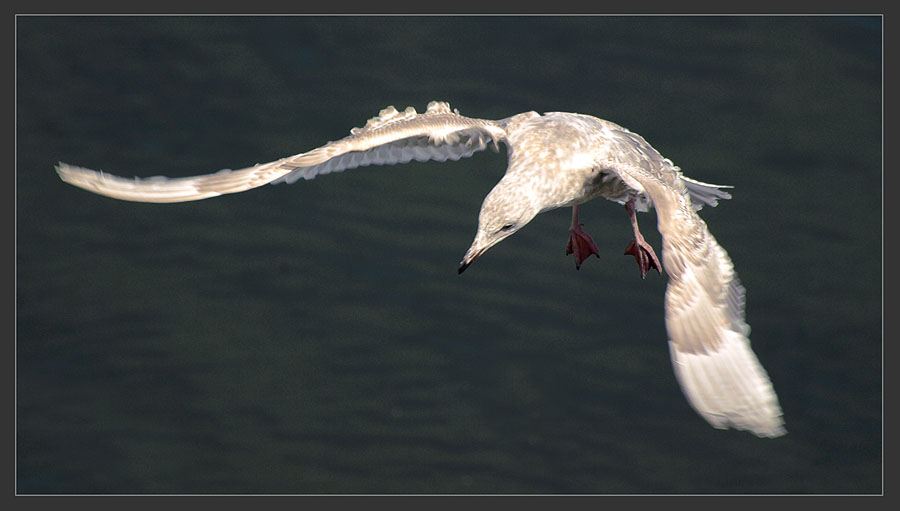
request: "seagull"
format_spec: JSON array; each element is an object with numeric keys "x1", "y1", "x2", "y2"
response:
[{"x1": 56, "y1": 101, "x2": 786, "y2": 438}]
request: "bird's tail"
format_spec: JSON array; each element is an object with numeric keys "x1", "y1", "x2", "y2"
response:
[{"x1": 681, "y1": 175, "x2": 733, "y2": 211}]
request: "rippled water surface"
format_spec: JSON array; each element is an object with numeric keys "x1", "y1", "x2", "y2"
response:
[{"x1": 17, "y1": 16, "x2": 881, "y2": 494}]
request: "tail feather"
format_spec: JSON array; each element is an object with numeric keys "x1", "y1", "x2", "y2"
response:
[{"x1": 682, "y1": 175, "x2": 733, "y2": 210}]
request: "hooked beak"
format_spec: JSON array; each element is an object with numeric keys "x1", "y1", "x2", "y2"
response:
[{"x1": 458, "y1": 246, "x2": 486, "y2": 274}]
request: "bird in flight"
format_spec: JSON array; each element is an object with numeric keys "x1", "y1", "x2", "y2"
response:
[{"x1": 56, "y1": 101, "x2": 786, "y2": 438}]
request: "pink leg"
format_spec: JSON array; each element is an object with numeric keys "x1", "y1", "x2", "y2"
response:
[
  {"x1": 623, "y1": 198, "x2": 661, "y2": 279},
  {"x1": 566, "y1": 205, "x2": 600, "y2": 270}
]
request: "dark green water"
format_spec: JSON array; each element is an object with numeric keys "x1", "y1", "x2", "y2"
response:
[{"x1": 16, "y1": 16, "x2": 881, "y2": 494}]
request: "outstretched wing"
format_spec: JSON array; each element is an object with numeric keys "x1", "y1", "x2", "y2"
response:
[
  {"x1": 605, "y1": 127, "x2": 786, "y2": 438},
  {"x1": 56, "y1": 101, "x2": 507, "y2": 203}
]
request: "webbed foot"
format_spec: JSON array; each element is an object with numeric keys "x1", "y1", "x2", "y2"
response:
[{"x1": 567, "y1": 222, "x2": 601, "y2": 270}]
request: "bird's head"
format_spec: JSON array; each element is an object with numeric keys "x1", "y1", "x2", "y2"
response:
[{"x1": 458, "y1": 177, "x2": 541, "y2": 274}]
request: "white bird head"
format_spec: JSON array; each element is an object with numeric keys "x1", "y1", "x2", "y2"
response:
[{"x1": 458, "y1": 177, "x2": 542, "y2": 274}]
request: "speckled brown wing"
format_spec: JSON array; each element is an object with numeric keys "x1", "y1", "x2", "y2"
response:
[
  {"x1": 602, "y1": 125, "x2": 786, "y2": 438},
  {"x1": 56, "y1": 101, "x2": 507, "y2": 203}
]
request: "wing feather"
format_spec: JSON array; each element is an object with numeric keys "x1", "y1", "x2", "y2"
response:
[
  {"x1": 661, "y1": 209, "x2": 784, "y2": 437},
  {"x1": 604, "y1": 128, "x2": 785, "y2": 438},
  {"x1": 56, "y1": 101, "x2": 506, "y2": 203},
  {"x1": 659, "y1": 202, "x2": 784, "y2": 437}
]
